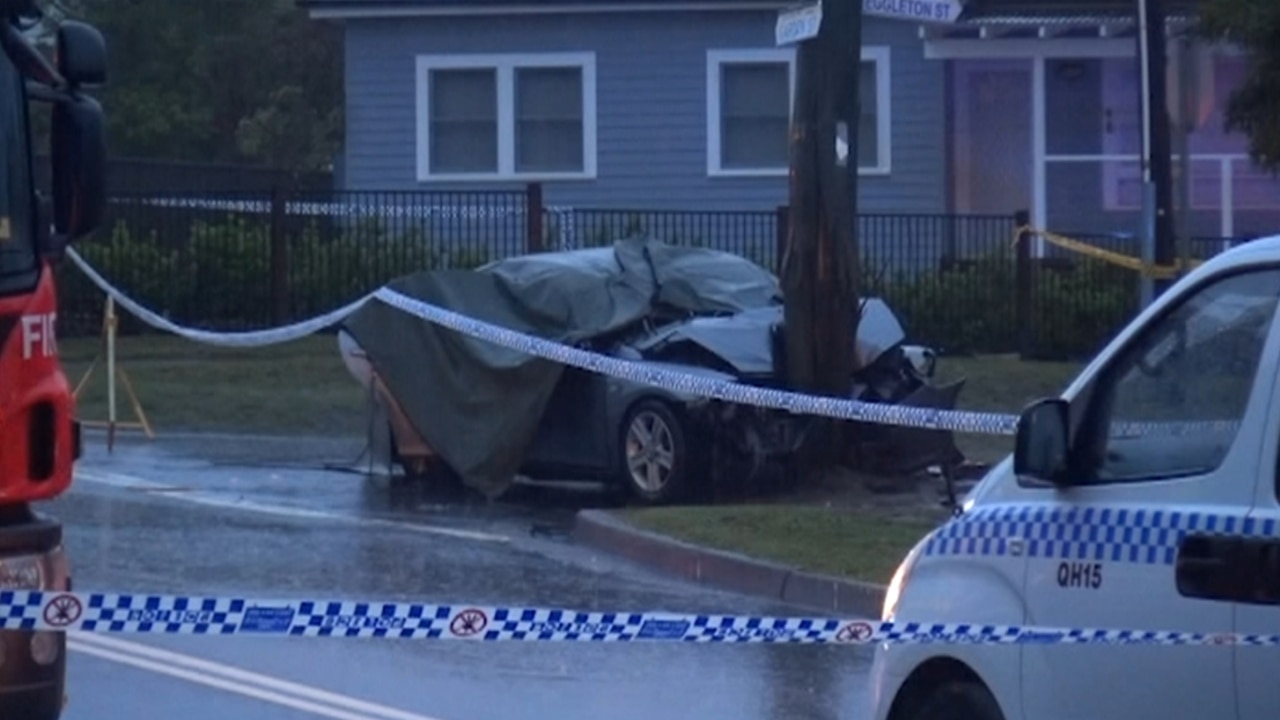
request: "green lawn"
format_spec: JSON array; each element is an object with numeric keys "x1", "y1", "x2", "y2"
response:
[
  {"x1": 58, "y1": 332, "x2": 1082, "y2": 444},
  {"x1": 937, "y1": 354, "x2": 1082, "y2": 463},
  {"x1": 61, "y1": 333, "x2": 367, "y2": 436},
  {"x1": 621, "y1": 505, "x2": 938, "y2": 585},
  {"x1": 618, "y1": 354, "x2": 1084, "y2": 584}
]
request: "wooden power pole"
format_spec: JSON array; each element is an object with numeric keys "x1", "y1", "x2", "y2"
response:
[{"x1": 780, "y1": 0, "x2": 862, "y2": 471}]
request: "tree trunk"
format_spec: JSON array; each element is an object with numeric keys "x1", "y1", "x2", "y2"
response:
[{"x1": 782, "y1": 0, "x2": 862, "y2": 474}]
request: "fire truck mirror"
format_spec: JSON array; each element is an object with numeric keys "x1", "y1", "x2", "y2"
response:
[
  {"x1": 0, "y1": 0, "x2": 37, "y2": 18},
  {"x1": 50, "y1": 93, "x2": 106, "y2": 242},
  {"x1": 55, "y1": 20, "x2": 106, "y2": 88}
]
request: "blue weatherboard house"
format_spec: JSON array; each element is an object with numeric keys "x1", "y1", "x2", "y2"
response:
[{"x1": 299, "y1": 0, "x2": 1279, "y2": 244}]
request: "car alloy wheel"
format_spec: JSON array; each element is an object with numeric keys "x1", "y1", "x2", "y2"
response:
[{"x1": 621, "y1": 400, "x2": 687, "y2": 504}]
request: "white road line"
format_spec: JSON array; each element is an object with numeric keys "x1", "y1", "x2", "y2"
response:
[
  {"x1": 70, "y1": 633, "x2": 447, "y2": 720},
  {"x1": 74, "y1": 469, "x2": 510, "y2": 545}
]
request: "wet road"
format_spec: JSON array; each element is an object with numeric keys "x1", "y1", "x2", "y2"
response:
[{"x1": 48, "y1": 432, "x2": 874, "y2": 720}]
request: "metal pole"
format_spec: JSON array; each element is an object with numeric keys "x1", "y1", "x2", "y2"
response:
[
  {"x1": 1175, "y1": 34, "x2": 1193, "y2": 278},
  {"x1": 1137, "y1": 0, "x2": 1155, "y2": 306},
  {"x1": 1136, "y1": 0, "x2": 1177, "y2": 300}
]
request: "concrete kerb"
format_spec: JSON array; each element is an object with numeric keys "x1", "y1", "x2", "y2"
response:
[{"x1": 572, "y1": 509, "x2": 888, "y2": 618}]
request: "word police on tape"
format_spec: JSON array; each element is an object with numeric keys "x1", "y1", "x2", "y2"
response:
[{"x1": 2, "y1": 591, "x2": 1276, "y2": 647}]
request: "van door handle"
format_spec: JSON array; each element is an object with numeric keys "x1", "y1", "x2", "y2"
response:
[
  {"x1": 1175, "y1": 534, "x2": 1236, "y2": 602},
  {"x1": 1176, "y1": 533, "x2": 1280, "y2": 605}
]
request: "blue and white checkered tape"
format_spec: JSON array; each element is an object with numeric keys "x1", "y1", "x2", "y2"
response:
[
  {"x1": 63, "y1": 242, "x2": 1243, "y2": 440},
  {"x1": 371, "y1": 288, "x2": 1023, "y2": 436},
  {"x1": 924, "y1": 503, "x2": 1279, "y2": 566},
  {"x1": 2, "y1": 590, "x2": 1273, "y2": 646},
  {"x1": 372, "y1": 288, "x2": 1245, "y2": 439}
]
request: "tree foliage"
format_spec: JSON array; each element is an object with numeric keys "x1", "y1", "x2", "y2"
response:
[
  {"x1": 33, "y1": 0, "x2": 343, "y2": 174},
  {"x1": 1198, "y1": 0, "x2": 1280, "y2": 172}
]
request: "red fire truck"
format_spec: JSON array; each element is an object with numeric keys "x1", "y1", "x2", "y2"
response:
[{"x1": 0, "y1": 1, "x2": 107, "y2": 718}]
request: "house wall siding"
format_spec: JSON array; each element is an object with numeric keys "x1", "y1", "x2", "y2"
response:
[
  {"x1": 1042, "y1": 56, "x2": 1280, "y2": 242},
  {"x1": 339, "y1": 11, "x2": 946, "y2": 214}
]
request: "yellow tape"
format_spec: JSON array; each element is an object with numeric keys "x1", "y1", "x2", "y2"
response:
[{"x1": 1013, "y1": 225, "x2": 1201, "y2": 280}]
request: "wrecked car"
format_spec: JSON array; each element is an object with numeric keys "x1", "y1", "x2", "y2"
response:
[{"x1": 336, "y1": 236, "x2": 966, "y2": 505}]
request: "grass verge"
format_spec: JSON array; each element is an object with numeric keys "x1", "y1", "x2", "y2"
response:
[
  {"x1": 615, "y1": 355, "x2": 1082, "y2": 583},
  {"x1": 937, "y1": 354, "x2": 1081, "y2": 464},
  {"x1": 620, "y1": 504, "x2": 939, "y2": 585},
  {"x1": 61, "y1": 333, "x2": 366, "y2": 436},
  {"x1": 58, "y1": 331, "x2": 1081, "y2": 443}
]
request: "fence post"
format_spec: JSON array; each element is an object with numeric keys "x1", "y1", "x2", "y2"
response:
[
  {"x1": 1014, "y1": 209, "x2": 1032, "y2": 359},
  {"x1": 269, "y1": 185, "x2": 290, "y2": 326},
  {"x1": 774, "y1": 204, "x2": 789, "y2": 275},
  {"x1": 525, "y1": 182, "x2": 545, "y2": 253}
]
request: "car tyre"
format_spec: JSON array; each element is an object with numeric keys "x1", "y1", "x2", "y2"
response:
[
  {"x1": 903, "y1": 681, "x2": 1003, "y2": 720},
  {"x1": 619, "y1": 399, "x2": 689, "y2": 505}
]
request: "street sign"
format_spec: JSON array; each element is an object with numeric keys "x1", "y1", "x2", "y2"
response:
[
  {"x1": 776, "y1": 2, "x2": 823, "y2": 45},
  {"x1": 863, "y1": 0, "x2": 963, "y2": 24},
  {"x1": 779, "y1": 0, "x2": 962, "y2": 44}
]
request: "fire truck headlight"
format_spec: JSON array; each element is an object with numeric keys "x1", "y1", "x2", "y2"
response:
[{"x1": 0, "y1": 554, "x2": 43, "y2": 590}]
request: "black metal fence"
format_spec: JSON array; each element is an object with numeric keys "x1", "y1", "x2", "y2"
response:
[{"x1": 51, "y1": 183, "x2": 1247, "y2": 360}]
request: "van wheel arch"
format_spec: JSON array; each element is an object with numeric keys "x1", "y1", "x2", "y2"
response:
[{"x1": 888, "y1": 657, "x2": 1003, "y2": 720}]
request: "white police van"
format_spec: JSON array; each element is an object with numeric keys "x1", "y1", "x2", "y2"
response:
[{"x1": 863, "y1": 234, "x2": 1280, "y2": 720}]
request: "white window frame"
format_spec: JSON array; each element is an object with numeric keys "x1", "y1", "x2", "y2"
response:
[
  {"x1": 706, "y1": 46, "x2": 892, "y2": 178},
  {"x1": 415, "y1": 52, "x2": 598, "y2": 182}
]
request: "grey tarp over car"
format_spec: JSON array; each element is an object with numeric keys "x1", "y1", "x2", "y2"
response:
[{"x1": 339, "y1": 236, "x2": 782, "y2": 498}]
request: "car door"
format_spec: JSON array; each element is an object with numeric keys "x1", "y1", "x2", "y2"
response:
[
  {"x1": 523, "y1": 367, "x2": 610, "y2": 473},
  {"x1": 1232, "y1": 346, "x2": 1280, "y2": 720},
  {"x1": 1019, "y1": 266, "x2": 1280, "y2": 720}
]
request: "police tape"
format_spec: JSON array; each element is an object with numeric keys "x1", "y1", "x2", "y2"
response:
[
  {"x1": 0, "y1": 590, "x2": 1269, "y2": 647},
  {"x1": 63, "y1": 246, "x2": 1022, "y2": 435},
  {"x1": 64, "y1": 249, "x2": 378, "y2": 349},
  {"x1": 62, "y1": 248, "x2": 1245, "y2": 439},
  {"x1": 368, "y1": 287, "x2": 1021, "y2": 436},
  {"x1": 371, "y1": 287, "x2": 1247, "y2": 440}
]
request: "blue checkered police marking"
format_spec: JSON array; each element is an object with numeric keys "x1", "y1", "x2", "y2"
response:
[
  {"x1": 3, "y1": 590, "x2": 1279, "y2": 647},
  {"x1": 924, "y1": 504, "x2": 1279, "y2": 565}
]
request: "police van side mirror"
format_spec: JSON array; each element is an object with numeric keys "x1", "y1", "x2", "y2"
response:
[{"x1": 1014, "y1": 398, "x2": 1071, "y2": 484}]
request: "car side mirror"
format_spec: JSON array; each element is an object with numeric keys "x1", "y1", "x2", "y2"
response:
[
  {"x1": 1013, "y1": 398, "x2": 1071, "y2": 484},
  {"x1": 0, "y1": 0, "x2": 36, "y2": 16}
]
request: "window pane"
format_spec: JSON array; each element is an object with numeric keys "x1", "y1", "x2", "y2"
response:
[
  {"x1": 1085, "y1": 268, "x2": 1280, "y2": 483},
  {"x1": 429, "y1": 68, "x2": 498, "y2": 173},
  {"x1": 515, "y1": 67, "x2": 584, "y2": 173},
  {"x1": 858, "y1": 60, "x2": 879, "y2": 168},
  {"x1": 724, "y1": 118, "x2": 791, "y2": 168},
  {"x1": 721, "y1": 62, "x2": 790, "y2": 169},
  {"x1": 722, "y1": 62, "x2": 789, "y2": 118}
]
